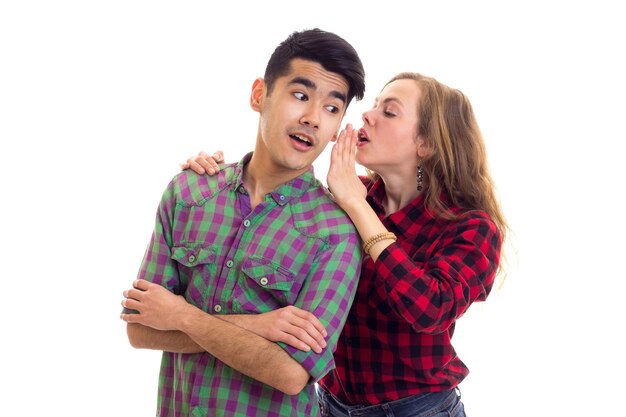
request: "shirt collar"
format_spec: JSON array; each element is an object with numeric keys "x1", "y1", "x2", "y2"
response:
[
  {"x1": 233, "y1": 152, "x2": 318, "y2": 206},
  {"x1": 366, "y1": 177, "x2": 428, "y2": 221},
  {"x1": 366, "y1": 177, "x2": 386, "y2": 214}
]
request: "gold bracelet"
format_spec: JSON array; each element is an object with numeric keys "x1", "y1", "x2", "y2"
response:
[{"x1": 362, "y1": 232, "x2": 397, "y2": 254}]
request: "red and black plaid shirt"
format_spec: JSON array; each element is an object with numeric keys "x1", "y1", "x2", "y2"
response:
[{"x1": 319, "y1": 177, "x2": 502, "y2": 405}]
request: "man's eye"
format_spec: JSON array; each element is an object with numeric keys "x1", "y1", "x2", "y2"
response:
[
  {"x1": 325, "y1": 105, "x2": 340, "y2": 114},
  {"x1": 294, "y1": 92, "x2": 307, "y2": 101}
]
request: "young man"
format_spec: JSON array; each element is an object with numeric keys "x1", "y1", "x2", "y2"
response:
[{"x1": 120, "y1": 29, "x2": 366, "y2": 417}]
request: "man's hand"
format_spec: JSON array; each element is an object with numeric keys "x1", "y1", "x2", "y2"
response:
[
  {"x1": 222, "y1": 306, "x2": 328, "y2": 353},
  {"x1": 120, "y1": 279, "x2": 191, "y2": 331}
]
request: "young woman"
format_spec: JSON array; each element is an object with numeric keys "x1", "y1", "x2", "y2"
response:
[{"x1": 185, "y1": 72, "x2": 507, "y2": 417}]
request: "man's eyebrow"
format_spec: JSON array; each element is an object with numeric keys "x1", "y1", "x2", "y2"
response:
[
  {"x1": 289, "y1": 76, "x2": 316, "y2": 90},
  {"x1": 289, "y1": 76, "x2": 347, "y2": 104}
]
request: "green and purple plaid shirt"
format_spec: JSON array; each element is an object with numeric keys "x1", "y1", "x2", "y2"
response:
[{"x1": 136, "y1": 153, "x2": 361, "y2": 417}]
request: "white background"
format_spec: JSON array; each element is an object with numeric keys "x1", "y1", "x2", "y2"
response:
[{"x1": 1, "y1": 1, "x2": 624, "y2": 416}]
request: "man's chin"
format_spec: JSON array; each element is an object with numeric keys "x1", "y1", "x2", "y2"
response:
[{"x1": 282, "y1": 156, "x2": 316, "y2": 172}]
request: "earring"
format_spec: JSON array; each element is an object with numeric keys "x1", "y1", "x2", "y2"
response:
[{"x1": 417, "y1": 163, "x2": 423, "y2": 192}]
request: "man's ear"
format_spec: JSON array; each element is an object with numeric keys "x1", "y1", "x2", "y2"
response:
[{"x1": 250, "y1": 78, "x2": 265, "y2": 112}]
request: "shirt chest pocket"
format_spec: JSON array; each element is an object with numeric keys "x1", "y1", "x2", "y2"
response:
[
  {"x1": 234, "y1": 256, "x2": 301, "y2": 313},
  {"x1": 170, "y1": 245, "x2": 217, "y2": 307}
]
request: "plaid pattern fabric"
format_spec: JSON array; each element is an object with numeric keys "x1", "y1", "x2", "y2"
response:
[
  {"x1": 136, "y1": 153, "x2": 362, "y2": 417},
  {"x1": 319, "y1": 177, "x2": 501, "y2": 405}
]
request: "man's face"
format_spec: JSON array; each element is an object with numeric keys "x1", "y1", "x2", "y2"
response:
[{"x1": 252, "y1": 58, "x2": 349, "y2": 174}]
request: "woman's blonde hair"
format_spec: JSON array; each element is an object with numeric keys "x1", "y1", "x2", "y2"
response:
[{"x1": 374, "y1": 72, "x2": 509, "y2": 270}]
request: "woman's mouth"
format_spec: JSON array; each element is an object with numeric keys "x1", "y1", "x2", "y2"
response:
[{"x1": 357, "y1": 129, "x2": 370, "y2": 146}]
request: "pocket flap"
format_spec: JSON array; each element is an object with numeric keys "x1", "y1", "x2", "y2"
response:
[
  {"x1": 171, "y1": 245, "x2": 216, "y2": 267},
  {"x1": 242, "y1": 256, "x2": 294, "y2": 291}
]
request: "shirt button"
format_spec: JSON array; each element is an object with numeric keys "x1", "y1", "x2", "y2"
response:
[
  {"x1": 279, "y1": 195, "x2": 285, "y2": 201},
  {"x1": 243, "y1": 219, "x2": 251, "y2": 227},
  {"x1": 214, "y1": 304, "x2": 222, "y2": 312},
  {"x1": 226, "y1": 260, "x2": 234, "y2": 268},
  {"x1": 260, "y1": 277, "x2": 269, "y2": 286},
  {"x1": 187, "y1": 254, "x2": 196, "y2": 263}
]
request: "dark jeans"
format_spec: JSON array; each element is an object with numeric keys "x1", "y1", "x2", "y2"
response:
[{"x1": 317, "y1": 386, "x2": 466, "y2": 417}]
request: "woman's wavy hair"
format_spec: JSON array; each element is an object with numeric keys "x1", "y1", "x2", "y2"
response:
[{"x1": 373, "y1": 72, "x2": 509, "y2": 274}]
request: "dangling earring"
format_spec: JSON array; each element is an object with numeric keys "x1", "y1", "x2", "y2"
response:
[{"x1": 417, "y1": 163, "x2": 424, "y2": 192}]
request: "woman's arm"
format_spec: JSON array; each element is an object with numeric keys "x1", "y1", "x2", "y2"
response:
[{"x1": 326, "y1": 126, "x2": 394, "y2": 261}]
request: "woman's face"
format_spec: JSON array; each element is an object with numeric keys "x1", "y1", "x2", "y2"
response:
[{"x1": 356, "y1": 78, "x2": 423, "y2": 174}]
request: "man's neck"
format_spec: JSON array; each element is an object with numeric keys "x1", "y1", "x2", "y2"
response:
[{"x1": 243, "y1": 156, "x2": 309, "y2": 209}]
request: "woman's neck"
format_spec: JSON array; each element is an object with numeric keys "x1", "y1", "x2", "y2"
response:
[{"x1": 379, "y1": 171, "x2": 422, "y2": 215}]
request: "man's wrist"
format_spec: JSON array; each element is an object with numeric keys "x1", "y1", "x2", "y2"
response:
[{"x1": 176, "y1": 303, "x2": 204, "y2": 334}]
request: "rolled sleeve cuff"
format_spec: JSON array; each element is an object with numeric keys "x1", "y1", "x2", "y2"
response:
[
  {"x1": 278, "y1": 342, "x2": 335, "y2": 383},
  {"x1": 376, "y1": 242, "x2": 410, "y2": 284}
]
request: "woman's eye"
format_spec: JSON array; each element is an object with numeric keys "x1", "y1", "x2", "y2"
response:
[
  {"x1": 294, "y1": 92, "x2": 307, "y2": 101},
  {"x1": 384, "y1": 110, "x2": 396, "y2": 117}
]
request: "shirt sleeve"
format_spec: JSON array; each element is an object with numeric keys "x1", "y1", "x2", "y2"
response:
[
  {"x1": 278, "y1": 230, "x2": 362, "y2": 383},
  {"x1": 376, "y1": 212, "x2": 501, "y2": 334},
  {"x1": 122, "y1": 178, "x2": 181, "y2": 314}
]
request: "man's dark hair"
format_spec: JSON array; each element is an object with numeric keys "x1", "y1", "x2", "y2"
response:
[{"x1": 264, "y1": 28, "x2": 365, "y2": 105}]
